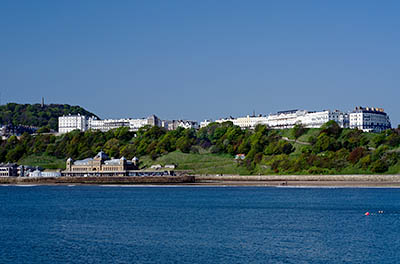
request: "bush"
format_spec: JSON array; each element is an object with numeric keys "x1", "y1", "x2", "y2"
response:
[
  {"x1": 320, "y1": 120, "x2": 342, "y2": 138},
  {"x1": 370, "y1": 160, "x2": 388, "y2": 173},
  {"x1": 348, "y1": 147, "x2": 366, "y2": 164},
  {"x1": 292, "y1": 124, "x2": 307, "y2": 139}
]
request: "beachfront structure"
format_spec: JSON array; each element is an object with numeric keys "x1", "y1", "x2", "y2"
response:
[
  {"x1": 63, "y1": 151, "x2": 174, "y2": 177},
  {"x1": 58, "y1": 115, "x2": 161, "y2": 133},
  {"x1": 349, "y1": 107, "x2": 391, "y2": 132},
  {"x1": 63, "y1": 151, "x2": 139, "y2": 176},
  {"x1": 0, "y1": 164, "x2": 37, "y2": 177},
  {"x1": 28, "y1": 170, "x2": 61, "y2": 178},
  {"x1": 0, "y1": 163, "x2": 18, "y2": 177}
]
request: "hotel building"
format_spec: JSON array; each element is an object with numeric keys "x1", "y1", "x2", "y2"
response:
[
  {"x1": 349, "y1": 107, "x2": 391, "y2": 132},
  {"x1": 58, "y1": 115, "x2": 161, "y2": 133}
]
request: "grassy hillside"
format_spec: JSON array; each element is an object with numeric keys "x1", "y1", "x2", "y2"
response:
[
  {"x1": 1, "y1": 121, "x2": 399, "y2": 175},
  {"x1": 18, "y1": 154, "x2": 66, "y2": 170},
  {"x1": 140, "y1": 151, "x2": 251, "y2": 175},
  {"x1": 0, "y1": 103, "x2": 98, "y2": 130}
]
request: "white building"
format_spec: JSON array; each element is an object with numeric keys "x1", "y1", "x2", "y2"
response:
[
  {"x1": 58, "y1": 114, "x2": 89, "y2": 133},
  {"x1": 265, "y1": 110, "x2": 301, "y2": 129},
  {"x1": 200, "y1": 119, "x2": 213, "y2": 128},
  {"x1": 265, "y1": 109, "x2": 350, "y2": 129},
  {"x1": 215, "y1": 115, "x2": 269, "y2": 129},
  {"x1": 28, "y1": 170, "x2": 61, "y2": 177},
  {"x1": 214, "y1": 109, "x2": 350, "y2": 130},
  {"x1": 234, "y1": 115, "x2": 268, "y2": 129},
  {"x1": 297, "y1": 110, "x2": 349, "y2": 129},
  {"x1": 167, "y1": 120, "x2": 199, "y2": 130},
  {"x1": 129, "y1": 118, "x2": 149, "y2": 131},
  {"x1": 58, "y1": 115, "x2": 160, "y2": 133},
  {"x1": 88, "y1": 117, "x2": 130, "y2": 132},
  {"x1": 349, "y1": 107, "x2": 391, "y2": 132}
]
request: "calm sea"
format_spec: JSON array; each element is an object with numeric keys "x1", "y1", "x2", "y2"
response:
[{"x1": 0, "y1": 186, "x2": 400, "y2": 263}]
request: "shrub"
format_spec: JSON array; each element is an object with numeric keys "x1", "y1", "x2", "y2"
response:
[
  {"x1": 370, "y1": 160, "x2": 388, "y2": 173},
  {"x1": 348, "y1": 147, "x2": 366, "y2": 164}
]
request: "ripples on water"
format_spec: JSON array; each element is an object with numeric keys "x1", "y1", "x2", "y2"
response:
[{"x1": 0, "y1": 186, "x2": 399, "y2": 263}]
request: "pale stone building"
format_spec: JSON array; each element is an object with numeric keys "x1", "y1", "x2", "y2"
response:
[{"x1": 63, "y1": 151, "x2": 138, "y2": 176}]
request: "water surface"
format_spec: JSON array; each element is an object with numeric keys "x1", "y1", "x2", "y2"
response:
[{"x1": 0, "y1": 186, "x2": 399, "y2": 263}]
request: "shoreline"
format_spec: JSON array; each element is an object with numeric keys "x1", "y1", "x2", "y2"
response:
[
  {"x1": 1, "y1": 174, "x2": 400, "y2": 188},
  {"x1": 188, "y1": 180, "x2": 400, "y2": 188},
  {"x1": 2, "y1": 181, "x2": 400, "y2": 188},
  {"x1": 2, "y1": 179, "x2": 400, "y2": 188}
]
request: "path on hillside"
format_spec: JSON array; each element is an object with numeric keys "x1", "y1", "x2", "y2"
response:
[{"x1": 281, "y1": 137, "x2": 311, "y2": 145}]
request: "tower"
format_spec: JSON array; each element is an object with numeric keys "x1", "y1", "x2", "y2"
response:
[{"x1": 41, "y1": 97, "x2": 44, "y2": 108}]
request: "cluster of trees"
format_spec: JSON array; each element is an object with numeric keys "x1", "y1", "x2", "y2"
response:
[
  {"x1": 262, "y1": 122, "x2": 400, "y2": 174},
  {"x1": 0, "y1": 103, "x2": 98, "y2": 131},
  {"x1": 0, "y1": 120, "x2": 399, "y2": 174}
]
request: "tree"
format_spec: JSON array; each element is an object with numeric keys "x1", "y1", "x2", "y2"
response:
[
  {"x1": 120, "y1": 144, "x2": 137, "y2": 159},
  {"x1": 370, "y1": 160, "x2": 388, "y2": 173},
  {"x1": 320, "y1": 120, "x2": 342, "y2": 138},
  {"x1": 292, "y1": 124, "x2": 307, "y2": 140},
  {"x1": 104, "y1": 138, "x2": 120, "y2": 158},
  {"x1": 348, "y1": 147, "x2": 366, "y2": 164},
  {"x1": 6, "y1": 145, "x2": 25, "y2": 162},
  {"x1": 37, "y1": 126, "x2": 50, "y2": 133},
  {"x1": 176, "y1": 136, "x2": 192, "y2": 153}
]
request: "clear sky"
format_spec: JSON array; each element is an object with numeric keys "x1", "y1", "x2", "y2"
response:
[{"x1": 1, "y1": 1, "x2": 399, "y2": 125}]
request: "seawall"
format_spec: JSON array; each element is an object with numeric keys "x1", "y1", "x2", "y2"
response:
[
  {"x1": 0, "y1": 176, "x2": 195, "y2": 185},
  {"x1": 195, "y1": 174, "x2": 400, "y2": 182}
]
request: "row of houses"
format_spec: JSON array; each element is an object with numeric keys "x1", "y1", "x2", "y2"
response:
[
  {"x1": 205, "y1": 106, "x2": 391, "y2": 133},
  {"x1": 59, "y1": 106, "x2": 391, "y2": 134},
  {"x1": 0, "y1": 164, "x2": 61, "y2": 177},
  {"x1": 58, "y1": 114, "x2": 199, "y2": 134},
  {"x1": 0, "y1": 124, "x2": 38, "y2": 139}
]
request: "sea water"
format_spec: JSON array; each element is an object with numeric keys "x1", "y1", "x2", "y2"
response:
[{"x1": 0, "y1": 186, "x2": 399, "y2": 263}]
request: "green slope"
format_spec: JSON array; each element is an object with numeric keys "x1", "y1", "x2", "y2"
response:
[{"x1": 0, "y1": 103, "x2": 98, "y2": 130}]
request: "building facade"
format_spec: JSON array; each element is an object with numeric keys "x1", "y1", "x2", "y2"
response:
[
  {"x1": 215, "y1": 110, "x2": 350, "y2": 130},
  {"x1": 58, "y1": 115, "x2": 160, "y2": 133},
  {"x1": 63, "y1": 151, "x2": 139, "y2": 176},
  {"x1": 63, "y1": 151, "x2": 174, "y2": 177},
  {"x1": 349, "y1": 107, "x2": 391, "y2": 132},
  {"x1": 0, "y1": 163, "x2": 18, "y2": 177},
  {"x1": 167, "y1": 120, "x2": 199, "y2": 130},
  {"x1": 58, "y1": 114, "x2": 89, "y2": 133},
  {"x1": 200, "y1": 120, "x2": 213, "y2": 128}
]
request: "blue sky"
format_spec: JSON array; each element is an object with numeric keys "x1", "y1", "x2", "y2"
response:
[{"x1": 1, "y1": 1, "x2": 399, "y2": 125}]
